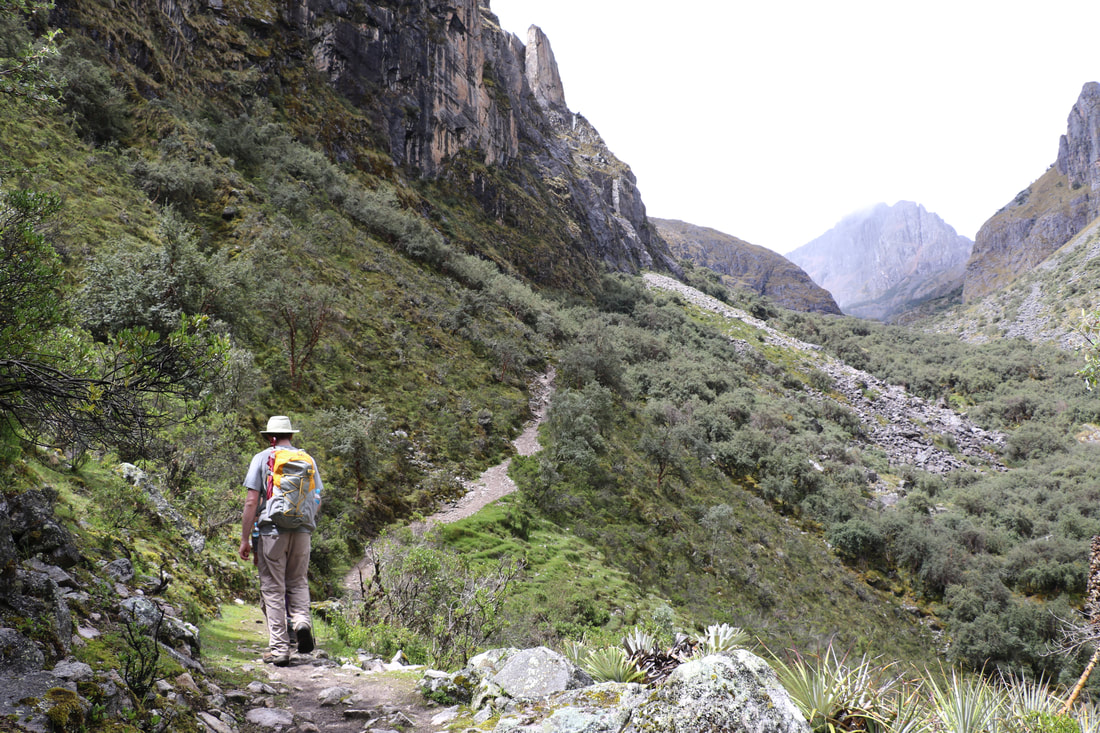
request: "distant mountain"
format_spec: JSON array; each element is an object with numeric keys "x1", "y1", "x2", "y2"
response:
[
  {"x1": 652, "y1": 219, "x2": 841, "y2": 314},
  {"x1": 787, "y1": 202, "x2": 973, "y2": 321},
  {"x1": 962, "y1": 82, "x2": 1100, "y2": 302}
]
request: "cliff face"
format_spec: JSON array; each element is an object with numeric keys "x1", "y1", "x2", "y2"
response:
[
  {"x1": 291, "y1": 0, "x2": 676, "y2": 276},
  {"x1": 962, "y1": 82, "x2": 1100, "y2": 302},
  {"x1": 653, "y1": 219, "x2": 841, "y2": 314},
  {"x1": 60, "y1": 0, "x2": 675, "y2": 286},
  {"x1": 787, "y1": 202, "x2": 972, "y2": 320}
]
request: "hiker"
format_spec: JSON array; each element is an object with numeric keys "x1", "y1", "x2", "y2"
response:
[{"x1": 238, "y1": 415, "x2": 323, "y2": 666}]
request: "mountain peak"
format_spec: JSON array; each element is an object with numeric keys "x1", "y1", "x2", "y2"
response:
[
  {"x1": 787, "y1": 201, "x2": 972, "y2": 320},
  {"x1": 525, "y1": 26, "x2": 567, "y2": 110}
]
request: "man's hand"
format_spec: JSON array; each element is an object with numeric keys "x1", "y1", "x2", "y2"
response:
[{"x1": 239, "y1": 539, "x2": 251, "y2": 562}]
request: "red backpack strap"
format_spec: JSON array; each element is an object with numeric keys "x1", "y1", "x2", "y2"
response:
[{"x1": 265, "y1": 440, "x2": 277, "y2": 500}]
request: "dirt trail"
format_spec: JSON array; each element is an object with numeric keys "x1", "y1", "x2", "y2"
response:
[
  {"x1": 245, "y1": 369, "x2": 555, "y2": 732},
  {"x1": 343, "y1": 367, "x2": 554, "y2": 595}
]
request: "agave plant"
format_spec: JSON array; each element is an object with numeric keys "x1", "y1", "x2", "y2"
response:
[
  {"x1": 699, "y1": 623, "x2": 750, "y2": 654},
  {"x1": 583, "y1": 646, "x2": 646, "y2": 684},
  {"x1": 926, "y1": 670, "x2": 1006, "y2": 733},
  {"x1": 1074, "y1": 701, "x2": 1100, "y2": 733},
  {"x1": 621, "y1": 628, "x2": 657, "y2": 659},
  {"x1": 561, "y1": 638, "x2": 589, "y2": 666},
  {"x1": 768, "y1": 646, "x2": 886, "y2": 733}
]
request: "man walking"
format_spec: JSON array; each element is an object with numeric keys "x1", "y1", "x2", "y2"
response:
[{"x1": 238, "y1": 415, "x2": 322, "y2": 666}]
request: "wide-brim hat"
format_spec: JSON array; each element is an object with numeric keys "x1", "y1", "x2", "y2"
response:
[{"x1": 260, "y1": 415, "x2": 300, "y2": 435}]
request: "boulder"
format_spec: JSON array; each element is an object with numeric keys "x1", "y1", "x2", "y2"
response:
[
  {"x1": 7, "y1": 489, "x2": 80, "y2": 569},
  {"x1": 0, "y1": 627, "x2": 46, "y2": 673},
  {"x1": 119, "y1": 597, "x2": 201, "y2": 658},
  {"x1": 623, "y1": 652, "x2": 808, "y2": 732},
  {"x1": 489, "y1": 646, "x2": 592, "y2": 700},
  {"x1": 103, "y1": 558, "x2": 135, "y2": 583},
  {"x1": 246, "y1": 707, "x2": 295, "y2": 728},
  {"x1": 490, "y1": 651, "x2": 809, "y2": 733}
]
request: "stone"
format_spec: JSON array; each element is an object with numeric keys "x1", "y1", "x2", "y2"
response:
[
  {"x1": 0, "y1": 670, "x2": 78, "y2": 729},
  {"x1": 245, "y1": 707, "x2": 294, "y2": 728},
  {"x1": 7, "y1": 489, "x2": 81, "y2": 569},
  {"x1": 489, "y1": 646, "x2": 592, "y2": 701},
  {"x1": 318, "y1": 686, "x2": 354, "y2": 705},
  {"x1": 103, "y1": 558, "x2": 135, "y2": 582},
  {"x1": 119, "y1": 597, "x2": 201, "y2": 657},
  {"x1": 51, "y1": 660, "x2": 93, "y2": 682},
  {"x1": 0, "y1": 628, "x2": 46, "y2": 673},
  {"x1": 197, "y1": 710, "x2": 235, "y2": 733},
  {"x1": 489, "y1": 651, "x2": 808, "y2": 733},
  {"x1": 117, "y1": 463, "x2": 206, "y2": 553},
  {"x1": 24, "y1": 558, "x2": 78, "y2": 588}
]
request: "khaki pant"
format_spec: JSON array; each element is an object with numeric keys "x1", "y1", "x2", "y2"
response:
[{"x1": 257, "y1": 532, "x2": 311, "y2": 656}]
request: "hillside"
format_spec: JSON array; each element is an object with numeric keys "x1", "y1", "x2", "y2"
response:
[
  {"x1": 652, "y1": 218, "x2": 841, "y2": 315},
  {"x1": 3, "y1": 1, "x2": 1100, "y2": 729},
  {"x1": 787, "y1": 201, "x2": 972, "y2": 321}
]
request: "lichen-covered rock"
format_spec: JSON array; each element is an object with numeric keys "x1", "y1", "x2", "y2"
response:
[
  {"x1": 119, "y1": 597, "x2": 201, "y2": 658},
  {"x1": 8, "y1": 489, "x2": 80, "y2": 569},
  {"x1": 489, "y1": 646, "x2": 592, "y2": 701},
  {"x1": 622, "y1": 652, "x2": 808, "y2": 733},
  {"x1": 0, "y1": 628, "x2": 46, "y2": 673},
  {"x1": 488, "y1": 651, "x2": 807, "y2": 733}
]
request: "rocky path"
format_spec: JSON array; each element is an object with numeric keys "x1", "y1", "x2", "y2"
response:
[
  {"x1": 643, "y1": 273, "x2": 1006, "y2": 480},
  {"x1": 235, "y1": 369, "x2": 555, "y2": 733}
]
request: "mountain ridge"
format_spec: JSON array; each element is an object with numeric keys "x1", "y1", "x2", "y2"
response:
[{"x1": 652, "y1": 218, "x2": 841, "y2": 314}]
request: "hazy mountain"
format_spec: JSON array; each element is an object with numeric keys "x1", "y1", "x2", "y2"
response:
[
  {"x1": 653, "y1": 219, "x2": 841, "y2": 314},
  {"x1": 787, "y1": 202, "x2": 973, "y2": 321}
]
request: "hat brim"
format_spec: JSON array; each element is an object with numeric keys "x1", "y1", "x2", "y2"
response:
[{"x1": 260, "y1": 429, "x2": 300, "y2": 435}]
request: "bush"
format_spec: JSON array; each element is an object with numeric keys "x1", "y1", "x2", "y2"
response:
[{"x1": 827, "y1": 519, "x2": 884, "y2": 564}]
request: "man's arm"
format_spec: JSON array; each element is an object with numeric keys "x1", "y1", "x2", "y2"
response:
[{"x1": 238, "y1": 489, "x2": 261, "y2": 561}]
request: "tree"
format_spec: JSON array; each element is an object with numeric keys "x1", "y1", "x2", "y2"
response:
[
  {"x1": 0, "y1": 0, "x2": 61, "y2": 101},
  {"x1": 0, "y1": 189, "x2": 229, "y2": 458}
]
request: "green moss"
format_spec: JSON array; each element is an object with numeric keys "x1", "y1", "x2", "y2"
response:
[{"x1": 44, "y1": 687, "x2": 85, "y2": 731}]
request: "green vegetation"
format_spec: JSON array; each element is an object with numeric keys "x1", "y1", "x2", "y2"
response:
[{"x1": 4, "y1": 2, "x2": 1100, "y2": 728}]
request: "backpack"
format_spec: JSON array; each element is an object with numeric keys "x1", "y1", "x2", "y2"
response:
[{"x1": 259, "y1": 448, "x2": 320, "y2": 530}]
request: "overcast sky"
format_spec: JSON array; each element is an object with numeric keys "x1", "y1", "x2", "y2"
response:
[{"x1": 489, "y1": 0, "x2": 1100, "y2": 254}]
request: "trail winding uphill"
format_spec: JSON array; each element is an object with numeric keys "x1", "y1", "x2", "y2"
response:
[{"x1": 232, "y1": 369, "x2": 556, "y2": 733}]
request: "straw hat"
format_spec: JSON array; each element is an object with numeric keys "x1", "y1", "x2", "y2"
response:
[{"x1": 260, "y1": 415, "x2": 300, "y2": 436}]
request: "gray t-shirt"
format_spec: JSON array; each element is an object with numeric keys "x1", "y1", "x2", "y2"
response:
[{"x1": 244, "y1": 445, "x2": 324, "y2": 534}]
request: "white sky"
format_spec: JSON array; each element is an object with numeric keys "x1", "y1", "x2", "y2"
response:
[{"x1": 489, "y1": 0, "x2": 1100, "y2": 254}]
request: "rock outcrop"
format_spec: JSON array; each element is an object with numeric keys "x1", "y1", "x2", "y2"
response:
[
  {"x1": 962, "y1": 82, "x2": 1100, "y2": 301},
  {"x1": 787, "y1": 202, "x2": 972, "y2": 320},
  {"x1": 287, "y1": 0, "x2": 678, "y2": 278},
  {"x1": 423, "y1": 647, "x2": 808, "y2": 733},
  {"x1": 653, "y1": 218, "x2": 842, "y2": 314}
]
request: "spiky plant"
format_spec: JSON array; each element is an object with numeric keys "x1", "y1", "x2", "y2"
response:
[
  {"x1": 768, "y1": 646, "x2": 885, "y2": 733},
  {"x1": 1074, "y1": 702, "x2": 1100, "y2": 733},
  {"x1": 699, "y1": 623, "x2": 750, "y2": 654},
  {"x1": 583, "y1": 646, "x2": 646, "y2": 684},
  {"x1": 926, "y1": 670, "x2": 1006, "y2": 733},
  {"x1": 621, "y1": 628, "x2": 657, "y2": 658},
  {"x1": 562, "y1": 638, "x2": 589, "y2": 666}
]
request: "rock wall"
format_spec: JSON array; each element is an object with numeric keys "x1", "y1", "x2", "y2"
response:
[
  {"x1": 963, "y1": 82, "x2": 1100, "y2": 302},
  {"x1": 291, "y1": 0, "x2": 677, "y2": 275}
]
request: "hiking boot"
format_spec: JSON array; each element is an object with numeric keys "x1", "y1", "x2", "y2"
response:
[
  {"x1": 288, "y1": 626, "x2": 297, "y2": 647},
  {"x1": 263, "y1": 652, "x2": 290, "y2": 667},
  {"x1": 294, "y1": 624, "x2": 314, "y2": 654}
]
